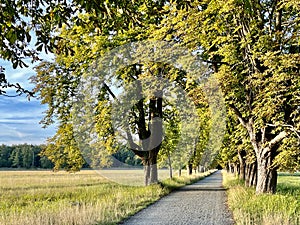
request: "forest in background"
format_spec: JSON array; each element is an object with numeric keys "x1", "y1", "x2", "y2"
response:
[
  {"x1": 0, "y1": 144, "x2": 142, "y2": 169},
  {"x1": 0, "y1": 144, "x2": 52, "y2": 169}
]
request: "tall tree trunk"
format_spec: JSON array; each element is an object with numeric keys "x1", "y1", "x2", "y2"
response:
[
  {"x1": 144, "y1": 94, "x2": 162, "y2": 185},
  {"x1": 149, "y1": 149, "x2": 159, "y2": 184},
  {"x1": 226, "y1": 164, "x2": 230, "y2": 173},
  {"x1": 231, "y1": 106, "x2": 287, "y2": 194},
  {"x1": 256, "y1": 150, "x2": 277, "y2": 194},
  {"x1": 249, "y1": 161, "x2": 257, "y2": 187},
  {"x1": 143, "y1": 149, "x2": 159, "y2": 185},
  {"x1": 238, "y1": 150, "x2": 246, "y2": 180},
  {"x1": 150, "y1": 163, "x2": 158, "y2": 184},
  {"x1": 245, "y1": 163, "x2": 250, "y2": 187},
  {"x1": 188, "y1": 163, "x2": 193, "y2": 175},
  {"x1": 239, "y1": 162, "x2": 245, "y2": 180},
  {"x1": 167, "y1": 152, "x2": 173, "y2": 178},
  {"x1": 234, "y1": 164, "x2": 239, "y2": 176},
  {"x1": 144, "y1": 163, "x2": 150, "y2": 186},
  {"x1": 200, "y1": 165, "x2": 204, "y2": 173},
  {"x1": 229, "y1": 162, "x2": 234, "y2": 174},
  {"x1": 125, "y1": 76, "x2": 164, "y2": 186},
  {"x1": 253, "y1": 131, "x2": 286, "y2": 194}
]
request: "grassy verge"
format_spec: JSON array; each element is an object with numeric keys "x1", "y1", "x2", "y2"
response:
[
  {"x1": 223, "y1": 171, "x2": 300, "y2": 225},
  {"x1": 0, "y1": 169, "x2": 213, "y2": 225}
]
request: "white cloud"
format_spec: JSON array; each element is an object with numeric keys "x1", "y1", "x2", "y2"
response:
[
  {"x1": 0, "y1": 89, "x2": 56, "y2": 145},
  {"x1": 0, "y1": 43, "x2": 56, "y2": 145}
]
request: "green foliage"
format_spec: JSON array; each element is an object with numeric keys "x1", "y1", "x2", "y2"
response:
[
  {"x1": 274, "y1": 136, "x2": 300, "y2": 172},
  {"x1": 10, "y1": 0, "x2": 298, "y2": 184},
  {"x1": 158, "y1": 106, "x2": 181, "y2": 169},
  {"x1": 113, "y1": 147, "x2": 142, "y2": 166},
  {"x1": 0, "y1": 144, "x2": 53, "y2": 169},
  {"x1": 152, "y1": 0, "x2": 300, "y2": 189},
  {"x1": 34, "y1": 5, "x2": 212, "y2": 176},
  {"x1": 42, "y1": 123, "x2": 85, "y2": 172}
]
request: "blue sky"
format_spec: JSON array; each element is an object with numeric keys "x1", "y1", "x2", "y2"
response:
[{"x1": 0, "y1": 59, "x2": 56, "y2": 145}]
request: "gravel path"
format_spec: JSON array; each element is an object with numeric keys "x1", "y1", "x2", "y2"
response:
[{"x1": 120, "y1": 170, "x2": 234, "y2": 225}]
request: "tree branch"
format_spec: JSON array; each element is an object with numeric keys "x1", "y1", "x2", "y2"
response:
[
  {"x1": 228, "y1": 104, "x2": 248, "y2": 127},
  {"x1": 261, "y1": 130, "x2": 287, "y2": 159},
  {"x1": 103, "y1": 82, "x2": 118, "y2": 102},
  {"x1": 202, "y1": 59, "x2": 229, "y2": 65},
  {"x1": 266, "y1": 123, "x2": 300, "y2": 140},
  {"x1": 102, "y1": 81, "x2": 143, "y2": 153},
  {"x1": 269, "y1": 131, "x2": 287, "y2": 149}
]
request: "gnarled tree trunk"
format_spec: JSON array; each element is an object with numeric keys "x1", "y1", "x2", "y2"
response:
[
  {"x1": 256, "y1": 149, "x2": 277, "y2": 194},
  {"x1": 231, "y1": 107, "x2": 287, "y2": 194},
  {"x1": 127, "y1": 86, "x2": 163, "y2": 186}
]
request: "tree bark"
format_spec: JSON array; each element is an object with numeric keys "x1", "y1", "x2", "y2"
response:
[
  {"x1": 238, "y1": 150, "x2": 246, "y2": 180},
  {"x1": 143, "y1": 149, "x2": 159, "y2": 185},
  {"x1": 167, "y1": 153, "x2": 173, "y2": 179},
  {"x1": 200, "y1": 165, "x2": 205, "y2": 173},
  {"x1": 149, "y1": 148, "x2": 159, "y2": 184},
  {"x1": 254, "y1": 131, "x2": 286, "y2": 194},
  {"x1": 234, "y1": 164, "x2": 239, "y2": 176},
  {"x1": 256, "y1": 150, "x2": 277, "y2": 194},
  {"x1": 144, "y1": 163, "x2": 150, "y2": 186},
  {"x1": 188, "y1": 163, "x2": 193, "y2": 175},
  {"x1": 245, "y1": 163, "x2": 250, "y2": 187},
  {"x1": 249, "y1": 161, "x2": 257, "y2": 187},
  {"x1": 230, "y1": 104, "x2": 287, "y2": 194}
]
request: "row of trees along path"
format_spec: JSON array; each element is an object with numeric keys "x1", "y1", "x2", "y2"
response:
[
  {"x1": 121, "y1": 171, "x2": 233, "y2": 225},
  {"x1": 1, "y1": 0, "x2": 299, "y2": 195}
]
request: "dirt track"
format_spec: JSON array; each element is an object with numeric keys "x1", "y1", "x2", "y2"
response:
[{"x1": 120, "y1": 170, "x2": 234, "y2": 225}]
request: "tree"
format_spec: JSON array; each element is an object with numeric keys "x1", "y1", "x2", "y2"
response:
[
  {"x1": 0, "y1": 144, "x2": 54, "y2": 169},
  {"x1": 33, "y1": 1, "x2": 209, "y2": 185},
  {"x1": 1, "y1": 0, "x2": 177, "y2": 96},
  {"x1": 0, "y1": 145, "x2": 13, "y2": 167},
  {"x1": 3, "y1": 1, "x2": 299, "y2": 193},
  {"x1": 219, "y1": 112, "x2": 257, "y2": 187},
  {"x1": 41, "y1": 123, "x2": 85, "y2": 172},
  {"x1": 10, "y1": 147, "x2": 22, "y2": 168},
  {"x1": 155, "y1": 0, "x2": 300, "y2": 193},
  {"x1": 20, "y1": 144, "x2": 34, "y2": 168},
  {"x1": 158, "y1": 106, "x2": 181, "y2": 178}
]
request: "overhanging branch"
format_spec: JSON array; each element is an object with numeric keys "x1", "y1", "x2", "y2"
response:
[
  {"x1": 102, "y1": 81, "x2": 143, "y2": 153},
  {"x1": 269, "y1": 131, "x2": 287, "y2": 149},
  {"x1": 266, "y1": 123, "x2": 300, "y2": 141},
  {"x1": 228, "y1": 104, "x2": 248, "y2": 127}
]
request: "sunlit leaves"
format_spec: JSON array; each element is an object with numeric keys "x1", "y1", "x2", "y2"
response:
[{"x1": 42, "y1": 123, "x2": 85, "y2": 172}]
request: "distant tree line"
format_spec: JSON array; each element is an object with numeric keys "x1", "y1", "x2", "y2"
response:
[
  {"x1": 0, "y1": 144, "x2": 141, "y2": 170},
  {"x1": 0, "y1": 144, "x2": 53, "y2": 169}
]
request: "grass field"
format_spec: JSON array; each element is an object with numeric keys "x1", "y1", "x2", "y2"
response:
[
  {"x1": 0, "y1": 169, "x2": 210, "y2": 225},
  {"x1": 223, "y1": 171, "x2": 300, "y2": 225}
]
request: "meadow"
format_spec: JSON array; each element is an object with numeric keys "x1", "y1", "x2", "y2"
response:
[
  {"x1": 0, "y1": 169, "x2": 210, "y2": 225},
  {"x1": 223, "y1": 171, "x2": 300, "y2": 225}
]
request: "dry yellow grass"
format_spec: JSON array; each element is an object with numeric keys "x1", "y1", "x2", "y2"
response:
[{"x1": 0, "y1": 168, "x2": 202, "y2": 225}]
